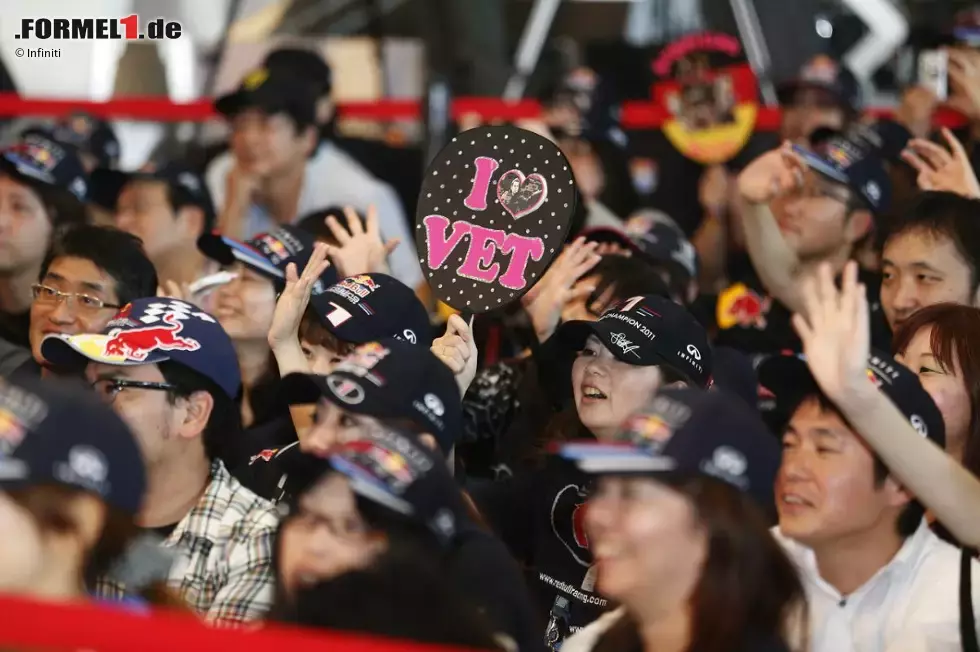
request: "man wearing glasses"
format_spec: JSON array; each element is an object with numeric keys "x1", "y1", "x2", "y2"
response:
[
  {"x1": 713, "y1": 122, "x2": 903, "y2": 358},
  {"x1": 12, "y1": 224, "x2": 157, "y2": 379},
  {"x1": 40, "y1": 297, "x2": 279, "y2": 624}
]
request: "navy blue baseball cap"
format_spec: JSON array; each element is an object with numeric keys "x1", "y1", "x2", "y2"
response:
[
  {"x1": 264, "y1": 47, "x2": 332, "y2": 98},
  {"x1": 0, "y1": 131, "x2": 88, "y2": 203},
  {"x1": 39, "y1": 298, "x2": 242, "y2": 399},
  {"x1": 0, "y1": 377, "x2": 145, "y2": 516},
  {"x1": 757, "y1": 349, "x2": 945, "y2": 448},
  {"x1": 281, "y1": 338, "x2": 462, "y2": 454},
  {"x1": 46, "y1": 112, "x2": 120, "y2": 170},
  {"x1": 793, "y1": 120, "x2": 911, "y2": 216},
  {"x1": 92, "y1": 162, "x2": 217, "y2": 228},
  {"x1": 548, "y1": 294, "x2": 713, "y2": 388},
  {"x1": 310, "y1": 273, "x2": 433, "y2": 347},
  {"x1": 556, "y1": 387, "x2": 780, "y2": 508},
  {"x1": 198, "y1": 225, "x2": 338, "y2": 292},
  {"x1": 581, "y1": 225, "x2": 699, "y2": 282},
  {"x1": 778, "y1": 56, "x2": 861, "y2": 114},
  {"x1": 215, "y1": 67, "x2": 318, "y2": 127},
  {"x1": 326, "y1": 428, "x2": 465, "y2": 547}
]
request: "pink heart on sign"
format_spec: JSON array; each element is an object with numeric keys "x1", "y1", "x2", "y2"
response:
[{"x1": 497, "y1": 169, "x2": 549, "y2": 219}]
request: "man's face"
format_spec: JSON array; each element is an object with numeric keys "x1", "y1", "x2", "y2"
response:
[
  {"x1": 114, "y1": 180, "x2": 187, "y2": 261},
  {"x1": 881, "y1": 228, "x2": 977, "y2": 332},
  {"x1": 776, "y1": 397, "x2": 906, "y2": 547},
  {"x1": 0, "y1": 175, "x2": 52, "y2": 275},
  {"x1": 770, "y1": 169, "x2": 855, "y2": 260},
  {"x1": 86, "y1": 362, "x2": 181, "y2": 467},
  {"x1": 229, "y1": 109, "x2": 310, "y2": 178},
  {"x1": 29, "y1": 257, "x2": 121, "y2": 364}
]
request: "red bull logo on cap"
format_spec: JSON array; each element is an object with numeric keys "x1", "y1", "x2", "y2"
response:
[
  {"x1": 716, "y1": 283, "x2": 771, "y2": 330},
  {"x1": 102, "y1": 312, "x2": 200, "y2": 362},
  {"x1": 350, "y1": 275, "x2": 380, "y2": 291},
  {"x1": 866, "y1": 367, "x2": 883, "y2": 388},
  {"x1": 625, "y1": 413, "x2": 674, "y2": 445}
]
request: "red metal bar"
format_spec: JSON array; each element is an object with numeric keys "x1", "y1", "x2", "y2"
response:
[{"x1": 0, "y1": 92, "x2": 968, "y2": 130}]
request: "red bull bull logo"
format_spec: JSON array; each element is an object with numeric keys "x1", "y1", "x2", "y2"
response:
[
  {"x1": 625, "y1": 414, "x2": 673, "y2": 444},
  {"x1": 716, "y1": 283, "x2": 771, "y2": 330},
  {"x1": 351, "y1": 275, "x2": 380, "y2": 291},
  {"x1": 102, "y1": 313, "x2": 200, "y2": 362},
  {"x1": 249, "y1": 448, "x2": 278, "y2": 465},
  {"x1": 263, "y1": 237, "x2": 289, "y2": 259},
  {"x1": 866, "y1": 368, "x2": 883, "y2": 388},
  {"x1": 0, "y1": 408, "x2": 26, "y2": 453}
]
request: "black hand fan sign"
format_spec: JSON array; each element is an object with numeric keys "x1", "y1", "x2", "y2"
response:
[{"x1": 415, "y1": 125, "x2": 577, "y2": 313}]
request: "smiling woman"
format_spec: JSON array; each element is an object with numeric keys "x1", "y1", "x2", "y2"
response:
[{"x1": 470, "y1": 295, "x2": 714, "y2": 650}]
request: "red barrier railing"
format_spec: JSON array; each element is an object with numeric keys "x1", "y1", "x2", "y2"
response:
[
  {"x1": 0, "y1": 595, "x2": 470, "y2": 652},
  {"x1": 0, "y1": 92, "x2": 969, "y2": 130}
]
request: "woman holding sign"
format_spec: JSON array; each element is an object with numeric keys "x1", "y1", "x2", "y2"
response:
[{"x1": 471, "y1": 294, "x2": 715, "y2": 650}]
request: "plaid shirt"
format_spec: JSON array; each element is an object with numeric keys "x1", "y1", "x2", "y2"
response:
[{"x1": 97, "y1": 460, "x2": 279, "y2": 624}]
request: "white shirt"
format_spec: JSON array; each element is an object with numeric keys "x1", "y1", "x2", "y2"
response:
[
  {"x1": 206, "y1": 142, "x2": 423, "y2": 288},
  {"x1": 773, "y1": 522, "x2": 980, "y2": 652}
]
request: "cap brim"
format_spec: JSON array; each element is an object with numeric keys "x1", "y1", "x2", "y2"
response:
[
  {"x1": 278, "y1": 373, "x2": 328, "y2": 405},
  {"x1": 328, "y1": 454, "x2": 414, "y2": 516},
  {"x1": 793, "y1": 147, "x2": 849, "y2": 185},
  {"x1": 554, "y1": 319, "x2": 653, "y2": 365},
  {"x1": 40, "y1": 333, "x2": 171, "y2": 369},
  {"x1": 279, "y1": 371, "x2": 406, "y2": 425},
  {"x1": 214, "y1": 87, "x2": 287, "y2": 118},
  {"x1": 777, "y1": 80, "x2": 849, "y2": 107},
  {"x1": 555, "y1": 441, "x2": 677, "y2": 475},
  {"x1": 0, "y1": 154, "x2": 60, "y2": 191},
  {"x1": 197, "y1": 233, "x2": 283, "y2": 280}
]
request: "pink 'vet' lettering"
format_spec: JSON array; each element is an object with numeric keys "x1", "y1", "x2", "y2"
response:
[
  {"x1": 423, "y1": 215, "x2": 472, "y2": 269},
  {"x1": 463, "y1": 156, "x2": 500, "y2": 211},
  {"x1": 498, "y1": 234, "x2": 544, "y2": 290},
  {"x1": 458, "y1": 225, "x2": 505, "y2": 283}
]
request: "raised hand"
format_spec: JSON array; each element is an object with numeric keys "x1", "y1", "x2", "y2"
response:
[
  {"x1": 324, "y1": 205, "x2": 400, "y2": 278},
  {"x1": 522, "y1": 237, "x2": 602, "y2": 342},
  {"x1": 431, "y1": 314, "x2": 478, "y2": 398},
  {"x1": 737, "y1": 142, "x2": 805, "y2": 205},
  {"x1": 268, "y1": 243, "x2": 331, "y2": 353},
  {"x1": 791, "y1": 261, "x2": 875, "y2": 404},
  {"x1": 902, "y1": 128, "x2": 980, "y2": 198}
]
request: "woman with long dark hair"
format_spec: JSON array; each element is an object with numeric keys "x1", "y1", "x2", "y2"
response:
[
  {"x1": 471, "y1": 294, "x2": 715, "y2": 650},
  {"x1": 556, "y1": 388, "x2": 803, "y2": 652},
  {"x1": 269, "y1": 426, "x2": 527, "y2": 651},
  {"x1": 0, "y1": 378, "x2": 179, "y2": 609}
]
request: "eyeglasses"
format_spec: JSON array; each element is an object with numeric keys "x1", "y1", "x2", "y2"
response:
[
  {"x1": 91, "y1": 378, "x2": 178, "y2": 403},
  {"x1": 31, "y1": 284, "x2": 122, "y2": 313}
]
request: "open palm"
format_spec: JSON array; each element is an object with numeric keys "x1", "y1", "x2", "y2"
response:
[{"x1": 791, "y1": 262, "x2": 874, "y2": 404}]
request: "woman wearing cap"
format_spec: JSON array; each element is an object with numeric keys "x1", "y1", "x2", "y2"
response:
[
  {"x1": 792, "y1": 262, "x2": 980, "y2": 547},
  {"x1": 471, "y1": 294, "x2": 714, "y2": 650},
  {"x1": 557, "y1": 388, "x2": 804, "y2": 652},
  {"x1": 0, "y1": 379, "x2": 179, "y2": 609},
  {"x1": 269, "y1": 429, "x2": 533, "y2": 651},
  {"x1": 0, "y1": 131, "x2": 89, "y2": 349},
  {"x1": 457, "y1": 239, "x2": 670, "y2": 479}
]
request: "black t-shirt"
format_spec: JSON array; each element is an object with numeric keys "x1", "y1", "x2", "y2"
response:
[
  {"x1": 712, "y1": 266, "x2": 891, "y2": 358},
  {"x1": 449, "y1": 523, "x2": 540, "y2": 652},
  {"x1": 470, "y1": 458, "x2": 608, "y2": 650}
]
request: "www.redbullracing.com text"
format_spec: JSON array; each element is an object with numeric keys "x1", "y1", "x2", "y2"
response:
[{"x1": 15, "y1": 16, "x2": 182, "y2": 41}]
